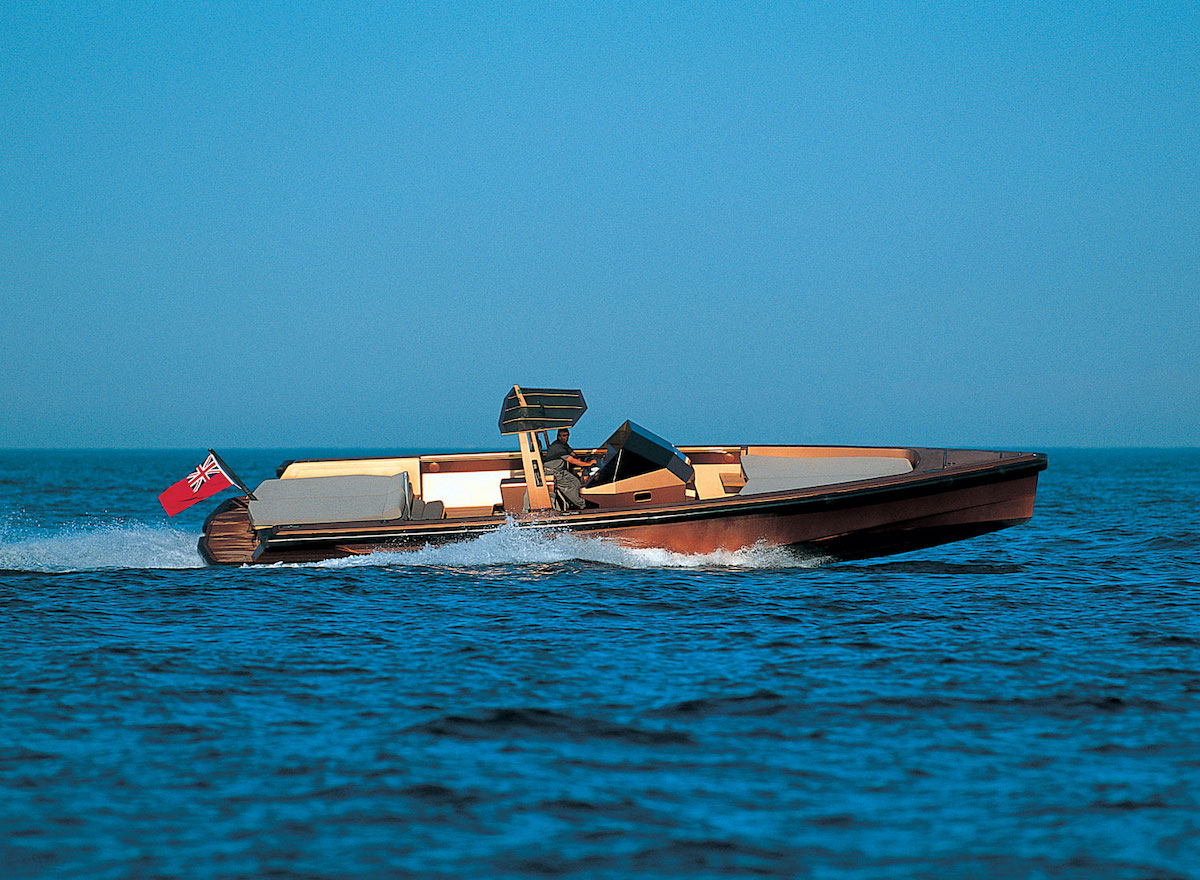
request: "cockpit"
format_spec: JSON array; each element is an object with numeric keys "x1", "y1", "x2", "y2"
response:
[
  {"x1": 580, "y1": 420, "x2": 694, "y2": 507},
  {"x1": 497, "y1": 386, "x2": 703, "y2": 512}
]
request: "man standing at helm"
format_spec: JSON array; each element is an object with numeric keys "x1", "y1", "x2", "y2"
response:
[{"x1": 542, "y1": 427, "x2": 594, "y2": 510}]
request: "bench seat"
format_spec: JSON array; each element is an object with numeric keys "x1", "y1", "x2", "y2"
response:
[{"x1": 248, "y1": 473, "x2": 411, "y2": 527}]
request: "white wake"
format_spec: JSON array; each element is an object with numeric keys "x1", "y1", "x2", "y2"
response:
[
  {"x1": 0, "y1": 521, "x2": 204, "y2": 572},
  {"x1": 303, "y1": 521, "x2": 827, "y2": 571},
  {"x1": 0, "y1": 520, "x2": 827, "y2": 573}
]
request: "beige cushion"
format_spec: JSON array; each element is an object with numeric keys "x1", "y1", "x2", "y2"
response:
[
  {"x1": 248, "y1": 473, "x2": 410, "y2": 527},
  {"x1": 739, "y1": 455, "x2": 912, "y2": 495}
]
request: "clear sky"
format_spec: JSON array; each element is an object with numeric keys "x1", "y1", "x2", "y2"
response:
[{"x1": 2, "y1": 2, "x2": 1196, "y2": 449}]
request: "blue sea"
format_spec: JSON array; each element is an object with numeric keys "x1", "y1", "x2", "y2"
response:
[{"x1": 2, "y1": 448, "x2": 1198, "y2": 880}]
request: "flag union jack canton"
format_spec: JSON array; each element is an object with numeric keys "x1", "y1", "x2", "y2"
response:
[
  {"x1": 159, "y1": 453, "x2": 236, "y2": 517},
  {"x1": 187, "y1": 456, "x2": 223, "y2": 492}
]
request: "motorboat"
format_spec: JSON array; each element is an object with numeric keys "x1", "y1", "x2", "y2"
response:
[{"x1": 198, "y1": 386, "x2": 1047, "y2": 565}]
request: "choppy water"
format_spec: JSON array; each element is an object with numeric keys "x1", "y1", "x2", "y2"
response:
[{"x1": 2, "y1": 448, "x2": 1198, "y2": 879}]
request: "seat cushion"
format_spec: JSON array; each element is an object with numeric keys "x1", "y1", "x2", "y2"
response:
[
  {"x1": 248, "y1": 473, "x2": 410, "y2": 527},
  {"x1": 739, "y1": 455, "x2": 913, "y2": 495}
]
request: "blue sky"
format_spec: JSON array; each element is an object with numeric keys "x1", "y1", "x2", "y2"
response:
[{"x1": 2, "y1": 2, "x2": 1196, "y2": 449}]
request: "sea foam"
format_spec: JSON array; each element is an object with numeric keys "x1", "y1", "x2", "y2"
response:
[
  {"x1": 0, "y1": 518, "x2": 826, "y2": 573},
  {"x1": 303, "y1": 520, "x2": 827, "y2": 571},
  {"x1": 0, "y1": 521, "x2": 205, "y2": 572}
]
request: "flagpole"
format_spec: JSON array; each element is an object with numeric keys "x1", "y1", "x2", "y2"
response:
[{"x1": 208, "y1": 449, "x2": 257, "y2": 500}]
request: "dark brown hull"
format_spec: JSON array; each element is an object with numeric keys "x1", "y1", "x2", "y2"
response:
[{"x1": 199, "y1": 450, "x2": 1046, "y2": 566}]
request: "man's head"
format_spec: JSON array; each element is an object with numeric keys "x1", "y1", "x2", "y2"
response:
[{"x1": 557, "y1": 428, "x2": 570, "y2": 443}]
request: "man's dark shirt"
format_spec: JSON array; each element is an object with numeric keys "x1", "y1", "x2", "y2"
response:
[{"x1": 544, "y1": 440, "x2": 572, "y2": 466}]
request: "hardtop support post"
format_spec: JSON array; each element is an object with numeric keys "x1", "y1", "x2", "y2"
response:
[
  {"x1": 518, "y1": 430, "x2": 553, "y2": 510},
  {"x1": 513, "y1": 387, "x2": 553, "y2": 511}
]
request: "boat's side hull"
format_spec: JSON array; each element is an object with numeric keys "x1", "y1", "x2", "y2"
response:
[
  {"x1": 566, "y1": 473, "x2": 1039, "y2": 560},
  {"x1": 198, "y1": 454, "x2": 1044, "y2": 566},
  {"x1": 199, "y1": 497, "x2": 257, "y2": 565}
]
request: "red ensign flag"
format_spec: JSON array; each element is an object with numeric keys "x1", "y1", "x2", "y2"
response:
[{"x1": 159, "y1": 453, "x2": 235, "y2": 516}]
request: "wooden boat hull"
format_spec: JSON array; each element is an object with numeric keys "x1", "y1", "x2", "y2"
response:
[{"x1": 199, "y1": 450, "x2": 1046, "y2": 566}]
